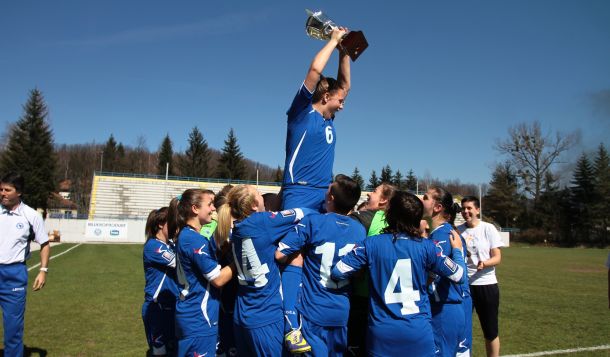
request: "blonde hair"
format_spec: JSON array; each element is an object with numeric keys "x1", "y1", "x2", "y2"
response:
[{"x1": 215, "y1": 185, "x2": 258, "y2": 250}]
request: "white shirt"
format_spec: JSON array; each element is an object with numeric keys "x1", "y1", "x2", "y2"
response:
[
  {"x1": 458, "y1": 221, "x2": 504, "y2": 285},
  {"x1": 0, "y1": 201, "x2": 48, "y2": 264}
]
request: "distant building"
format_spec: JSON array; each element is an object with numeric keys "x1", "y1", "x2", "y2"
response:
[{"x1": 47, "y1": 179, "x2": 78, "y2": 218}]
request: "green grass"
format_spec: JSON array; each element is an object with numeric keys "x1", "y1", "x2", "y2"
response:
[
  {"x1": 473, "y1": 246, "x2": 610, "y2": 356},
  {"x1": 0, "y1": 244, "x2": 608, "y2": 356},
  {"x1": 3, "y1": 243, "x2": 147, "y2": 356}
]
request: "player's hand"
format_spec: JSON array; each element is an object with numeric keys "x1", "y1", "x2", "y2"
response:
[
  {"x1": 449, "y1": 230, "x2": 463, "y2": 249},
  {"x1": 331, "y1": 27, "x2": 348, "y2": 43},
  {"x1": 32, "y1": 271, "x2": 47, "y2": 291},
  {"x1": 477, "y1": 261, "x2": 486, "y2": 270}
]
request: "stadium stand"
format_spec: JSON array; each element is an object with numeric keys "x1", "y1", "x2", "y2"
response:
[{"x1": 88, "y1": 173, "x2": 283, "y2": 220}]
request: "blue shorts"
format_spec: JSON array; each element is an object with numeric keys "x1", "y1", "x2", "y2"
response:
[
  {"x1": 142, "y1": 301, "x2": 176, "y2": 355},
  {"x1": 234, "y1": 320, "x2": 284, "y2": 357},
  {"x1": 368, "y1": 317, "x2": 435, "y2": 357},
  {"x1": 301, "y1": 316, "x2": 347, "y2": 357},
  {"x1": 177, "y1": 334, "x2": 217, "y2": 357},
  {"x1": 281, "y1": 185, "x2": 327, "y2": 212},
  {"x1": 431, "y1": 302, "x2": 466, "y2": 357}
]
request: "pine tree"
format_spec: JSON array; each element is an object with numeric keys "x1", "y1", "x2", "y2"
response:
[
  {"x1": 393, "y1": 169, "x2": 403, "y2": 189},
  {"x1": 0, "y1": 88, "x2": 56, "y2": 211},
  {"x1": 102, "y1": 134, "x2": 118, "y2": 172},
  {"x1": 351, "y1": 167, "x2": 365, "y2": 190},
  {"x1": 116, "y1": 143, "x2": 126, "y2": 172},
  {"x1": 592, "y1": 144, "x2": 610, "y2": 245},
  {"x1": 368, "y1": 170, "x2": 379, "y2": 191},
  {"x1": 217, "y1": 128, "x2": 246, "y2": 181},
  {"x1": 405, "y1": 169, "x2": 417, "y2": 192},
  {"x1": 570, "y1": 153, "x2": 595, "y2": 245},
  {"x1": 380, "y1": 165, "x2": 393, "y2": 183},
  {"x1": 157, "y1": 134, "x2": 174, "y2": 176},
  {"x1": 484, "y1": 162, "x2": 522, "y2": 228},
  {"x1": 179, "y1": 127, "x2": 210, "y2": 178},
  {"x1": 274, "y1": 166, "x2": 283, "y2": 183}
]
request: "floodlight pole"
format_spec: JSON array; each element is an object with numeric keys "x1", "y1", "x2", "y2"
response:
[
  {"x1": 479, "y1": 184, "x2": 483, "y2": 221},
  {"x1": 164, "y1": 163, "x2": 169, "y2": 202}
]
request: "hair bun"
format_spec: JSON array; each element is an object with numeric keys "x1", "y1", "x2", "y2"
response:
[{"x1": 452, "y1": 202, "x2": 462, "y2": 214}]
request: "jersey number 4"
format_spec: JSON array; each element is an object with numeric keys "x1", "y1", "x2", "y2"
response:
[
  {"x1": 315, "y1": 242, "x2": 354, "y2": 289},
  {"x1": 235, "y1": 238, "x2": 270, "y2": 287},
  {"x1": 384, "y1": 259, "x2": 421, "y2": 315}
]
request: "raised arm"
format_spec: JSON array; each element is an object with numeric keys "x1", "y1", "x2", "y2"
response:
[
  {"x1": 304, "y1": 27, "x2": 348, "y2": 92},
  {"x1": 337, "y1": 47, "x2": 351, "y2": 93}
]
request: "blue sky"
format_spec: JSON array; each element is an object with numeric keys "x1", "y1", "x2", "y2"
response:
[{"x1": 1, "y1": 1, "x2": 609, "y2": 185}]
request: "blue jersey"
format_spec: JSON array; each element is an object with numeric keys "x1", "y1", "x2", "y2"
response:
[
  {"x1": 428, "y1": 223, "x2": 466, "y2": 304},
  {"x1": 331, "y1": 234, "x2": 466, "y2": 356},
  {"x1": 175, "y1": 226, "x2": 222, "y2": 338},
  {"x1": 282, "y1": 83, "x2": 336, "y2": 188},
  {"x1": 143, "y1": 238, "x2": 178, "y2": 304},
  {"x1": 231, "y1": 209, "x2": 307, "y2": 328},
  {"x1": 278, "y1": 213, "x2": 366, "y2": 326}
]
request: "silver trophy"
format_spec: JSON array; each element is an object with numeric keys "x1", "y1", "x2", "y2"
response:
[{"x1": 305, "y1": 9, "x2": 368, "y2": 61}]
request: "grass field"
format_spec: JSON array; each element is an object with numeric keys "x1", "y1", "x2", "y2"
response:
[{"x1": 0, "y1": 243, "x2": 609, "y2": 356}]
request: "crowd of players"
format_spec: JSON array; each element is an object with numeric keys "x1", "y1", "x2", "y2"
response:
[{"x1": 141, "y1": 27, "x2": 504, "y2": 357}]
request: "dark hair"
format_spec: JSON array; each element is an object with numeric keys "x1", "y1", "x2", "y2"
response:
[
  {"x1": 429, "y1": 186, "x2": 461, "y2": 226},
  {"x1": 145, "y1": 207, "x2": 169, "y2": 239},
  {"x1": 312, "y1": 75, "x2": 345, "y2": 103},
  {"x1": 1, "y1": 172, "x2": 24, "y2": 193},
  {"x1": 461, "y1": 195, "x2": 480, "y2": 209},
  {"x1": 262, "y1": 193, "x2": 281, "y2": 212},
  {"x1": 330, "y1": 174, "x2": 361, "y2": 214},
  {"x1": 383, "y1": 191, "x2": 423, "y2": 237},
  {"x1": 168, "y1": 189, "x2": 215, "y2": 240},
  {"x1": 214, "y1": 185, "x2": 234, "y2": 208}
]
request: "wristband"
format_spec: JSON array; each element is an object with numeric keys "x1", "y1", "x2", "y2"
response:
[{"x1": 40, "y1": 267, "x2": 49, "y2": 273}]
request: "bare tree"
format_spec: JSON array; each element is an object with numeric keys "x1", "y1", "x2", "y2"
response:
[{"x1": 495, "y1": 121, "x2": 577, "y2": 203}]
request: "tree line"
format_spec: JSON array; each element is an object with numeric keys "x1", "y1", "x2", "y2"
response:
[
  {"x1": 0, "y1": 89, "x2": 280, "y2": 216},
  {"x1": 2, "y1": 89, "x2": 608, "y2": 247},
  {"x1": 484, "y1": 121, "x2": 609, "y2": 247}
]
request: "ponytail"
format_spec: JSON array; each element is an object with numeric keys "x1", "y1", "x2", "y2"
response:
[
  {"x1": 167, "y1": 188, "x2": 214, "y2": 241},
  {"x1": 215, "y1": 203, "x2": 233, "y2": 252},
  {"x1": 215, "y1": 185, "x2": 258, "y2": 250}
]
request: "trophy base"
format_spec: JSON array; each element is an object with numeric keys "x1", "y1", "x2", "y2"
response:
[{"x1": 341, "y1": 31, "x2": 368, "y2": 61}]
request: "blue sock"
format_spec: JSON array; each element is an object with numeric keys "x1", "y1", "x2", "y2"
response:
[{"x1": 281, "y1": 265, "x2": 302, "y2": 332}]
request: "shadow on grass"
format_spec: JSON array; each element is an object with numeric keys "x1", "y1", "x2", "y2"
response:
[{"x1": 0, "y1": 346, "x2": 48, "y2": 356}]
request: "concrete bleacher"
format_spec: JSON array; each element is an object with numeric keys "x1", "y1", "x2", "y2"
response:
[{"x1": 89, "y1": 173, "x2": 283, "y2": 220}]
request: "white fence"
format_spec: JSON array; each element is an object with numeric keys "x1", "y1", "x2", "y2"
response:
[
  {"x1": 46, "y1": 217, "x2": 510, "y2": 246},
  {"x1": 45, "y1": 218, "x2": 147, "y2": 243}
]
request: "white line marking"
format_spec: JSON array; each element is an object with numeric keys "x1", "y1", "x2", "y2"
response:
[
  {"x1": 503, "y1": 344, "x2": 610, "y2": 357},
  {"x1": 28, "y1": 243, "x2": 83, "y2": 271}
]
